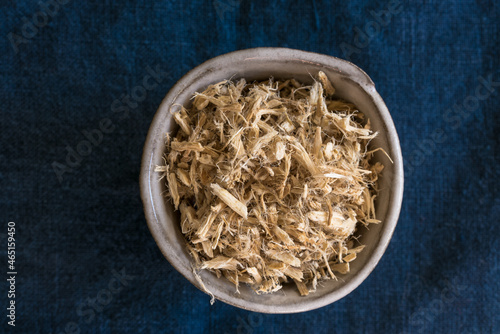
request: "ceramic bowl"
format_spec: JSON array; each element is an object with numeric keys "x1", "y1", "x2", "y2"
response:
[{"x1": 140, "y1": 47, "x2": 404, "y2": 313}]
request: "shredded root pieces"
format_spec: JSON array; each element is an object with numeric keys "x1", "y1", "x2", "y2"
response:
[{"x1": 155, "y1": 72, "x2": 386, "y2": 296}]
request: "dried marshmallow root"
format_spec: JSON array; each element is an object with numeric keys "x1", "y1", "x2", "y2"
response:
[{"x1": 156, "y1": 72, "x2": 385, "y2": 296}]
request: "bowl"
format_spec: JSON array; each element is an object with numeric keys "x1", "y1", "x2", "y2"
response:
[{"x1": 140, "y1": 47, "x2": 404, "y2": 313}]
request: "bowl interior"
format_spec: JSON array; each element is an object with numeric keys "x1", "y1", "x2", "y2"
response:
[{"x1": 141, "y1": 48, "x2": 403, "y2": 313}]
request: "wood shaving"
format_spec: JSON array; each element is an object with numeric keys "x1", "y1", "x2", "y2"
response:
[{"x1": 155, "y1": 72, "x2": 386, "y2": 296}]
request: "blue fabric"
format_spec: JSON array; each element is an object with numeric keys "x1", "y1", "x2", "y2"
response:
[{"x1": 1, "y1": 0, "x2": 499, "y2": 333}]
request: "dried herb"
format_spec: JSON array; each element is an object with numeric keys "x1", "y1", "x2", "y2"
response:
[{"x1": 156, "y1": 72, "x2": 385, "y2": 296}]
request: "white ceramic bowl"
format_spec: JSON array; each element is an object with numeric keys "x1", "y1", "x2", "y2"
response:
[{"x1": 140, "y1": 47, "x2": 404, "y2": 313}]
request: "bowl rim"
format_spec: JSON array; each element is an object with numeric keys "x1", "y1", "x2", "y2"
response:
[{"x1": 140, "y1": 47, "x2": 404, "y2": 313}]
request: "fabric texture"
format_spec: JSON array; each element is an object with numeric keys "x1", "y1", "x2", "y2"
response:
[{"x1": 0, "y1": 0, "x2": 498, "y2": 333}]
